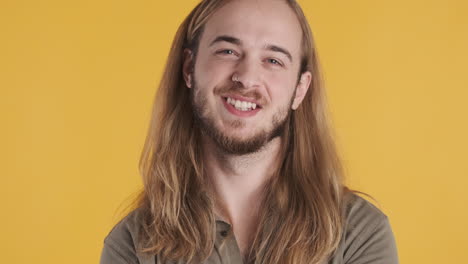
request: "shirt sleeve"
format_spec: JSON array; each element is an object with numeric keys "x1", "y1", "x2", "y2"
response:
[
  {"x1": 100, "y1": 237, "x2": 140, "y2": 264},
  {"x1": 99, "y1": 209, "x2": 143, "y2": 264},
  {"x1": 344, "y1": 209, "x2": 399, "y2": 264}
]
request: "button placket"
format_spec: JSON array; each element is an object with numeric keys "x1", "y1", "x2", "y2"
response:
[{"x1": 220, "y1": 230, "x2": 229, "y2": 237}]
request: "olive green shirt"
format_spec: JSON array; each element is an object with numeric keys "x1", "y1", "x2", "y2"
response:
[{"x1": 100, "y1": 193, "x2": 398, "y2": 263}]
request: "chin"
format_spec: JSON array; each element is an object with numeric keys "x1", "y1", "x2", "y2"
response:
[{"x1": 224, "y1": 129, "x2": 257, "y2": 140}]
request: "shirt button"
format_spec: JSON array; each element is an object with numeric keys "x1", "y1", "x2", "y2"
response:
[{"x1": 220, "y1": 230, "x2": 228, "y2": 237}]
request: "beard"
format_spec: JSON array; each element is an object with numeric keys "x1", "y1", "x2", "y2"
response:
[{"x1": 190, "y1": 77, "x2": 294, "y2": 155}]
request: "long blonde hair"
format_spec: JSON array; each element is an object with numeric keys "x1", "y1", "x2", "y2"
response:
[{"x1": 133, "y1": 0, "x2": 355, "y2": 263}]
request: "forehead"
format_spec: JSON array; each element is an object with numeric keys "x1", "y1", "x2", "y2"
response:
[{"x1": 200, "y1": 0, "x2": 303, "y2": 58}]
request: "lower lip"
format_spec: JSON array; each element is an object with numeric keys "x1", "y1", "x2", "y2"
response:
[{"x1": 221, "y1": 97, "x2": 261, "y2": 117}]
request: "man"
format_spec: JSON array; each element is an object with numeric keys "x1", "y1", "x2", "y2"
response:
[{"x1": 100, "y1": 0, "x2": 399, "y2": 263}]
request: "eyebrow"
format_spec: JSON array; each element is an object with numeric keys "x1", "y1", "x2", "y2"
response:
[
  {"x1": 209, "y1": 35, "x2": 293, "y2": 63},
  {"x1": 210, "y1": 35, "x2": 242, "y2": 46}
]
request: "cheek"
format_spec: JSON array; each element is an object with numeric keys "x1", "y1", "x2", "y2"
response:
[
  {"x1": 195, "y1": 56, "x2": 233, "y2": 88},
  {"x1": 265, "y1": 71, "x2": 297, "y2": 103}
]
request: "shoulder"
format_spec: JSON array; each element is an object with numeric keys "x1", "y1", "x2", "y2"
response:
[
  {"x1": 100, "y1": 207, "x2": 152, "y2": 264},
  {"x1": 344, "y1": 192, "x2": 388, "y2": 232},
  {"x1": 331, "y1": 192, "x2": 399, "y2": 264}
]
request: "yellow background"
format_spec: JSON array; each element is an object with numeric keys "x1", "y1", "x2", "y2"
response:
[{"x1": 2, "y1": 0, "x2": 467, "y2": 263}]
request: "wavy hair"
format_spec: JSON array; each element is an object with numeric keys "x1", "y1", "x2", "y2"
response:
[{"x1": 132, "y1": 0, "x2": 357, "y2": 263}]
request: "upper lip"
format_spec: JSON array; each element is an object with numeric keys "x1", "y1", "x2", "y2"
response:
[{"x1": 222, "y1": 94, "x2": 263, "y2": 108}]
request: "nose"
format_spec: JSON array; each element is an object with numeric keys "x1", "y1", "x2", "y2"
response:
[{"x1": 233, "y1": 56, "x2": 262, "y2": 89}]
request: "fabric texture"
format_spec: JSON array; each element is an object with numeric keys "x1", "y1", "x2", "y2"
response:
[{"x1": 100, "y1": 192, "x2": 399, "y2": 264}]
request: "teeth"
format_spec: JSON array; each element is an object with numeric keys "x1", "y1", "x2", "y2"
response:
[{"x1": 226, "y1": 97, "x2": 258, "y2": 112}]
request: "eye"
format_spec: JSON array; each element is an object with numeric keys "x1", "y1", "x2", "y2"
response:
[
  {"x1": 267, "y1": 58, "x2": 283, "y2": 66},
  {"x1": 217, "y1": 49, "x2": 237, "y2": 56}
]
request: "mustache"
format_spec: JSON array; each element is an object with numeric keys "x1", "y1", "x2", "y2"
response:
[{"x1": 214, "y1": 82, "x2": 264, "y2": 102}]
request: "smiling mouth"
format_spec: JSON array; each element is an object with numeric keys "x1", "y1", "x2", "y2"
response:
[{"x1": 222, "y1": 96, "x2": 262, "y2": 112}]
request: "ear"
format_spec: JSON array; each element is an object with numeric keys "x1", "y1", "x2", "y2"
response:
[
  {"x1": 182, "y1": 48, "x2": 194, "y2": 88},
  {"x1": 291, "y1": 71, "x2": 312, "y2": 110}
]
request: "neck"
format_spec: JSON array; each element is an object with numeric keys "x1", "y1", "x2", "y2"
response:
[{"x1": 202, "y1": 135, "x2": 282, "y2": 225}]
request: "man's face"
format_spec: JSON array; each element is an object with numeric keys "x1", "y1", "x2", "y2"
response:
[{"x1": 184, "y1": 0, "x2": 311, "y2": 154}]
